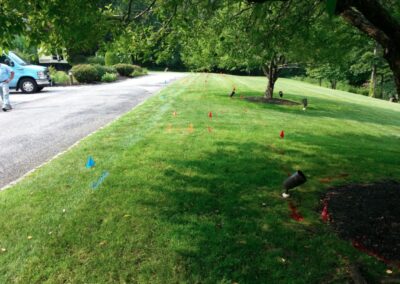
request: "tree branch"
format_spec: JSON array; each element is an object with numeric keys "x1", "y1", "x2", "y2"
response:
[
  {"x1": 124, "y1": 0, "x2": 157, "y2": 24},
  {"x1": 340, "y1": 7, "x2": 392, "y2": 48},
  {"x1": 336, "y1": 0, "x2": 400, "y2": 46}
]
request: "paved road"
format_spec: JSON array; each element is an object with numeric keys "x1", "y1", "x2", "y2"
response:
[{"x1": 0, "y1": 72, "x2": 186, "y2": 189}]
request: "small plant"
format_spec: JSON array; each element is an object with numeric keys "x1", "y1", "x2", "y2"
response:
[
  {"x1": 71, "y1": 64, "x2": 100, "y2": 83},
  {"x1": 114, "y1": 64, "x2": 135, "y2": 77},
  {"x1": 48, "y1": 66, "x2": 70, "y2": 85},
  {"x1": 101, "y1": 72, "x2": 118, "y2": 83},
  {"x1": 130, "y1": 68, "x2": 148, "y2": 77},
  {"x1": 52, "y1": 71, "x2": 70, "y2": 85}
]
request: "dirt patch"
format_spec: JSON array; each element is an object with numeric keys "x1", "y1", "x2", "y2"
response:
[
  {"x1": 322, "y1": 181, "x2": 400, "y2": 264},
  {"x1": 245, "y1": 97, "x2": 300, "y2": 106}
]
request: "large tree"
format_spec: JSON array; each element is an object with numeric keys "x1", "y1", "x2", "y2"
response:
[{"x1": 248, "y1": 0, "x2": 400, "y2": 95}]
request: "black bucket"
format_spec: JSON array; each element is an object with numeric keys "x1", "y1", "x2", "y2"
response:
[{"x1": 283, "y1": 171, "x2": 307, "y2": 193}]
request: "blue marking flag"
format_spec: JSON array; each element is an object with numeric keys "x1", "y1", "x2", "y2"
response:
[{"x1": 86, "y1": 156, "x2": 95, "y2": 169}]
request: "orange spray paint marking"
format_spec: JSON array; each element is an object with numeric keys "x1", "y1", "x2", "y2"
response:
[
  {"x1": 321, "y1": 202, "x2": 329, "y2": 222},
  {"x1": 352, "y1": 240, "x2": 400, "y2": 269},
  {"x1": 188, "y1": 123, "x2": 194, "y2": 133},
  {"x1": 319, "y1": 177, "x2": 333, "y2": 183},
  {"x1": 319, "y1": 173, "x2": 349, "y2": 183},
  {"x1": 280, "y1": 130, "x2": 285, "y2": 139},
  {"x1": 288, "y1": 201, "x2": 304, "y2": 222},
  {"x1": 208, "y1": 112, "x2": 213, "y2": 119}
]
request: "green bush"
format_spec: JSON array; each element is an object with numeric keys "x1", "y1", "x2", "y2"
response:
[
  {"x1": 71, "y1": 64, "x2": 100, "y2": 83},
  {"x1": 101, "y1": 72, "x2": 118, "y2": 83},
  {"x1": 52, "y1": 71, "x2": 70, "y2": 85},
  {"x1": 86, "y1": 56, "x2": 105, "y2": 65},
  {"x1": 48, "y1": 66, "x2": 70, "y2": 85},
  {"x1": 105, "y1": 51, "x2": 120, "y2": 66},
  {"x1": 132, "y1": 65, "x2": 143, "y2": 72},
  {"x1": 93, "y1": 64, "x2": 117, "y2": 78},
  {"x1": 114, "y1": 64, "x2": 136, "y2": 77},
  {"x1": 131, "y1": 68, "x2": 148, "y2": 77}
]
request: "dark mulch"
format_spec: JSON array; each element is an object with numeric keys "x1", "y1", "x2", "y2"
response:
[
  {"x1": 245, "y1": 97, "x2": 300, "y2": 106},
  {"x1": 322, "y1": 181, "x2": 400, "y2": 263}
]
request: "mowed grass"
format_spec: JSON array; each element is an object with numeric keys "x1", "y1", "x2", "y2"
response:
[{"x1": 1, "y1": 73, "x2": 399, "y2": 283}]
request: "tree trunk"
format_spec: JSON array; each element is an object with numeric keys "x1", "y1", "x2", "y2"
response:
[
  {"x1": 383, "y1": 49, "x2": 400, "y2": 97},
  {"x1": 369, "y1": 44, "x2": 378, "y2": 97},
  {"x1": 265, "y1": 63, "x2": 277, "y2": 99},
  {"x1": 265, "y1": 74, "x2": 276, "y2": 99},
  {"x1": 380, "y1": 73, "x2": 384, "y2": 98},
  {"x1": 330, "y1": 80, "x2": 337, "y2": 89},
  {"x1": 263, "y1": 56, "x2": 281, "y2": 99}
]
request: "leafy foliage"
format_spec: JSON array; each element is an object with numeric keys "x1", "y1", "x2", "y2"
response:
[
  {"x1": 71, "y1": 64, "x2": 100, "y2": 83},
  {"x1": 94, "y1": 64, "x2": 117, "y2": 78},
  {"x1": 86, "y1": 55, "x2": 106, "y2": 65},
  {"x1": 131, "y1": 68, "x2": 148, "y2": 77},
  {"x1": 101, "y1": 72, "x2": 118, "y2": 82},
  {"x1": 114, "y1": 63, "x2": 136, "y2": 76},
  {"x1": 105, "y1": 51, "x2": 120, "y2": 66}
]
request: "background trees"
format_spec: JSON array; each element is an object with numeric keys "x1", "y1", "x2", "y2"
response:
[{"x1": 0, "y1": 0, "x2": 398, "y2": 98}]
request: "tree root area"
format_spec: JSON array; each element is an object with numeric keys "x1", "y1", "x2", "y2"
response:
[
  {"x1": 323, "y1": 181, "x2": 400, "y2": 263},
  {"x1": 245, "y1": 97, "x2": 300, "y2": 105}
]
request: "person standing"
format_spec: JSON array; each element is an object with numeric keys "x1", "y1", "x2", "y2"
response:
[{"x1": 0, "y1": 61, "x2": 15, "y2": 112}]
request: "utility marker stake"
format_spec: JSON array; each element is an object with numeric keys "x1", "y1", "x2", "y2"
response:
[{"x1": 86, "y1": 156, "x2": 95, "y2": 169}]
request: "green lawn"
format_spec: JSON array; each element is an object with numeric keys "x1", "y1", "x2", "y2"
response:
[{"x1": 1, "y1": 74, "x2": 399, "y2": 283}]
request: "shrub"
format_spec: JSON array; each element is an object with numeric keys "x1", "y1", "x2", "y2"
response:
[
  {"x1": 48, "y1": 66, "x2": 57, "y2": 77},
  {"x1": 101, "y1": 72, "x2": 118, "y2": 83},
  {"x1": 105, "y1": 51, "x2": 120, "y2": 66},
  {"x1": 86, "y1": 55, "x2": 105, "y2": 65},
  {"x1": 132, "y1": 65, "x2": 143, "y2": 72},
  {"x1": 93, "y1": 64, "x2": 117, "y2": 78},
  {"x1": 131, "y1": 68, "x2": 148, "y2": 77},
  {"x1": 71, "y1": 64, "x2": 100, "y2": 83},
  {"x1": 52, "y1": 71, "x2": 70, "y2": 85},
  {"x1": 114, "y1": 64, "x2": 135, "y2": 77}
]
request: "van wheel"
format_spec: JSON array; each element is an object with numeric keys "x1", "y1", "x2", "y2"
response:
[{"x1": 20, "y1": 78, "x2": 38, "y2": 93}]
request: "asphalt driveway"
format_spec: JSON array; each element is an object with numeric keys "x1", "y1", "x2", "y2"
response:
[{"x1": 0, "y1": 72, "x2": 186, "y2": 189}]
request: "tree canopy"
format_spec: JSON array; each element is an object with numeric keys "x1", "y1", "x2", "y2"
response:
[{"x1": 1, "y1": 0, "x2": 399, "y2": 96}]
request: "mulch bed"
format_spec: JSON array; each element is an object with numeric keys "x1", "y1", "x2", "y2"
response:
[
  {"x1": 322, "y1": 181, "x2": 400, "y2": 264},
  {"x1": 245, "y1": 97, "x2": 300, "y2": 106}
]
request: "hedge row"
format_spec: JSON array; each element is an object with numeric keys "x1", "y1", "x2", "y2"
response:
[{"x1": 71, "y1": 64, "x2": 147, "y2": 83}]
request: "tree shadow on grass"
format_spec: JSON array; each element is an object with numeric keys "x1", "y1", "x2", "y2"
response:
[
  {"x1": 238, "y1": 91, "x2": 400, "y2": 128},
  {"x1": 136, "y1": 134, "x2": 399, "y2": 283}
]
